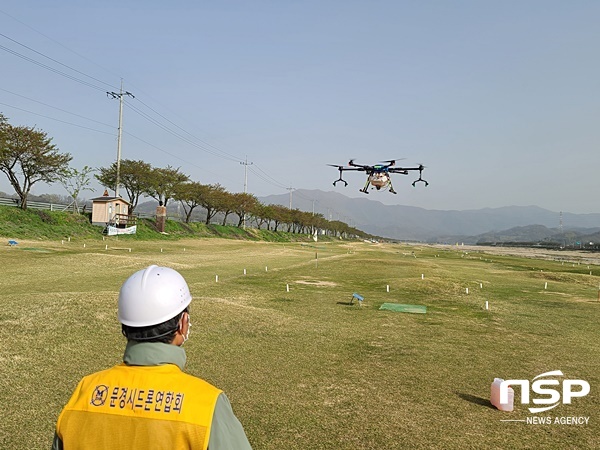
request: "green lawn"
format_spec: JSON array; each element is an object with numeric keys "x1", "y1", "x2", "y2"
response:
[{"x1": 0, "y1": 239, "x2": 598, "y2": 449}]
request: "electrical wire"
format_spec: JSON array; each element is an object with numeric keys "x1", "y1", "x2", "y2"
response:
[
  {"x1": 0, "y1": 14, "x2": 246, "y2": 168},
  {"x1": 248, "y1": 165, "x2": 289, "y2": 190},
  {"x1": 133, "y1": 97, "x2": 243, "y2": 163},
  {"x1": 0, "y1": 87, "x2": 114, "y2": 128},
  {"x1": 0, "y1": 101, "x2": 114, "y2": 135},
  {"x1": 123, "y1": 131, "x2": 222, "y2": 180},
  {"x1": 123, "y1": 100, "x2": 243, "y2": 163},
  {"x1": 0, "y1": 8, "x2": 122, "y2": 82},
  {"x1": 0, "y1": 32, "x2": 118, "y2": 90},
  {"x1": 0, "y1": 44, "x2": 108, "y2": 92}
]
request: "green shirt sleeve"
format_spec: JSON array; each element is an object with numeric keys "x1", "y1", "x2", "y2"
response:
[{"x1": 208, "y1": 393, "x2": 252, "y2": 450}]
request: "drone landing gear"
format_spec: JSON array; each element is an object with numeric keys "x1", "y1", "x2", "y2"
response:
[
  {"x1": 360, "y1": 180, "x2": 370, "y2": 194},
  {"x1": 412, "y1": 167, "x2": 429, "y2": 187},
  {"x1": 333, "y1": 168, "x2": 348, "y2": 187},
  {"x1": 388, "y1": 180, "x2": 397, "y2": 194},
  {"x1": 412, "y1": 177, "x2": 429, "y2": 187}
]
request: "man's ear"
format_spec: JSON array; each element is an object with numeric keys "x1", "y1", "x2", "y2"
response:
[{"x1": 179, "y1": 312, "x2": 189, "y2": 334}]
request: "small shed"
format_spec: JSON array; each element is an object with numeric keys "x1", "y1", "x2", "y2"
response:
[{"x1": 91, "y1": 191, "x2": 131, "y2": 226}]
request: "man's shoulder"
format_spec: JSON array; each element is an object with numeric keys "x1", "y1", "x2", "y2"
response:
[{"x1": 178, "y1": 371, "x2": 223, "y2": 395}]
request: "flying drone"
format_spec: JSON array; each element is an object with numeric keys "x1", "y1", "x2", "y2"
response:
[{"x1": 329, "y1": 159, "x2": 428, "y2": 194}]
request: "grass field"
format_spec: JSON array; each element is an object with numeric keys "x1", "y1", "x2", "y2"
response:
[{"x1": 1, "y1": 237, "x2": 598, "y2": 449}]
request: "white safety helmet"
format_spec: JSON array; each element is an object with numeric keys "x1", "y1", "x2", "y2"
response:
[{"x1": 118, "y1": 265, "x2": 192, "y2": 327}]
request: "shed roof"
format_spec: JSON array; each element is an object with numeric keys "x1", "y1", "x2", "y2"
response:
[{"x1": 91, "y1": 196, "x2": 131, "y2": 204}]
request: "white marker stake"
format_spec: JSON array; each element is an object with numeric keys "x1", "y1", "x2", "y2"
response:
[
  {"x1": 68, "y1": 237, "x2": 71, "y2": 242},
  {"x1": 83, "y1": 243, "x2": 86, "y2": 248},
  {"x1": 265, "y1": 266, "x2": 268, "y2": 272},
  {"x1": 421, "y1": 274, "x2": 424, "y2": 280},
  {"x1": 216, "y1": 275, "x2": 219, "y2": 282},
  {"x1": 466, "y1": 288, "x2": 469, "y2": 294},
  {"x1": 244, "y1": 269, "x2": 247, "y2": 275},
  {"x1": 386, "y1": 285, "x2": 390, "y2": 293},
  {"x1": 544, "y1": 282, "x2": 548, "y2": 290},
  {"x1": 286, "y1": 284, "x2": 289, "y2": 292},
  {"x1": 161, "y1": 248, "x2": 163, "y2": 253},
  {"x1": 128, "y1": 248, "x2": 131, "y2": 252},
  {"x1": 61, "y1": 240, "x2": 64, "y2": 245},
  {"x1": 480, "y1": 283, "x2": 483, "y2": 289},
  {"x1": 485, "y1": 301, "x2": 489, "y2": 310},
  {"x1": 105, "y1": 245, "x2": 108, "y2": 250}
]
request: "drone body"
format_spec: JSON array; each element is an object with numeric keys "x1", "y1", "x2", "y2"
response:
[{"x1": 329, "y1": 159, "x2": 428, "y2": 194}]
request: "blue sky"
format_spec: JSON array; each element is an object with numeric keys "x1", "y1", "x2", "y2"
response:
[{"x1": 1, "y1": 1, "x2": 599, "y2": 213}]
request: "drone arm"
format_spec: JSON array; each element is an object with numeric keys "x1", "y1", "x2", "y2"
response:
[{"x1": 348, "y1": 160, "x2": 370, "y2": 169}]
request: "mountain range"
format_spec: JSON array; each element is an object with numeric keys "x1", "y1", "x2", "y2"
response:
[{"x1": 259, "y1": 189, "x2": 600, "y2": 244}]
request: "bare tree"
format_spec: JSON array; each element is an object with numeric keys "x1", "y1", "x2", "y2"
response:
[{"x1": 60, "y1": 165, "x2": 95, "y2": 213}]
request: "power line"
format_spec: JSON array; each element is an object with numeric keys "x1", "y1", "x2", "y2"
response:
[
  {"x1": 133, "y1": 97, "x2": 243, "y2": 163},
  {"x1": 124, "y1": 100, "x2": 242, "y2": 163},
  {"x1": 0, "y1": 32, "x2": 118, "y2": 90},
  {"x1": 123, "y1": 131, "x2": 222, "y2": 180},
  {"x1": 0, "y1": 8, "x2": 122, "y2": 82},
  {"x1": 1, "y1": 14, "x2": 246, "y2": 167},
  {"x1": 249, "y1": 164, "x2": 288, "y2": 190},
  {"x1": 0, "y1": 87, "x2": 113, "y2": 128},
  {"x1": 0, "y1": 101, "x2": 114, "y2": 135},
  {"x1": 0, "y1": 43, "x2": 108, "y2": 92}
]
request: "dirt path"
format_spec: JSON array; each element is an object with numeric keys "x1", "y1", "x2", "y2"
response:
[{"x1": 435, "y1": 244, "x2": 600, "y2": 266}]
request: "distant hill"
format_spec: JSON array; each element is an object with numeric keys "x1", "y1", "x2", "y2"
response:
[
  {"x1": 259, "y1": 189, "x2": 600, "y2": 242},
  {"x1": 127, "y1": 189, "x2": 600, "y2": 242}
]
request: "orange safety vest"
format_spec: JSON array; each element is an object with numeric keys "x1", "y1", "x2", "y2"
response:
[{"x1": 56, "y1": 363, "x2": 222, "y2": 450}]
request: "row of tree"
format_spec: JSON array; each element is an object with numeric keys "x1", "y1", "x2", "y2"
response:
[
  {"x1": 95, "y1": 159, "x2": 369, "y2": 238},
  {"x1": 1, "y1": 114, "x2": 370, "y2": 238}
]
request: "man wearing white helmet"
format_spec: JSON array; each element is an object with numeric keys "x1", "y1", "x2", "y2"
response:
[{"x1": 52, "y1": 265, "x2": 252, "y2": 449}]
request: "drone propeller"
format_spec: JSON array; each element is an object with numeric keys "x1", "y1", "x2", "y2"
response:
[
  {"x1": 381, "y1": 158, "x2": 406, "y2": 165},
  {"x1": 327, "y1": 164, "x2": 345, "y2": 168}
]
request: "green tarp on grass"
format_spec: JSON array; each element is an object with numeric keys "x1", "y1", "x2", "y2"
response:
[{"x1": 379, "y1": 303, "x2": 427, "y2": 314}]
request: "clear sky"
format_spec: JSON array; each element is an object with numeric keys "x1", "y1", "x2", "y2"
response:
[{"x1": 1, "y1": 1, "x2": 599, "y2": 213}]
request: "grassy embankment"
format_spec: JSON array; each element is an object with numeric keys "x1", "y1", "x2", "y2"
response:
[
  {"x1": 0, "y1": 208, "x2": 599, "y2": 449},
  {"x1": 0, "y1": 205, "x2": 319, "y2": 243}
]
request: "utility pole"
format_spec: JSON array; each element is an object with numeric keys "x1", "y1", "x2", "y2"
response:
[
  {"x1": 287, "y1": 187, "x2": 294, "y2": 209},
  {"x1": 240, "y1": 156, "x2": 253, "y2": 228},
  {"x1": 107, "y1": 79, "x2": 134, "y2": 198}
]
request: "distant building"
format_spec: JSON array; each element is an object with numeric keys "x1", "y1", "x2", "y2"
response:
[{"x1": 90, "y1": 191, "x2": 136, "y2": 235}]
